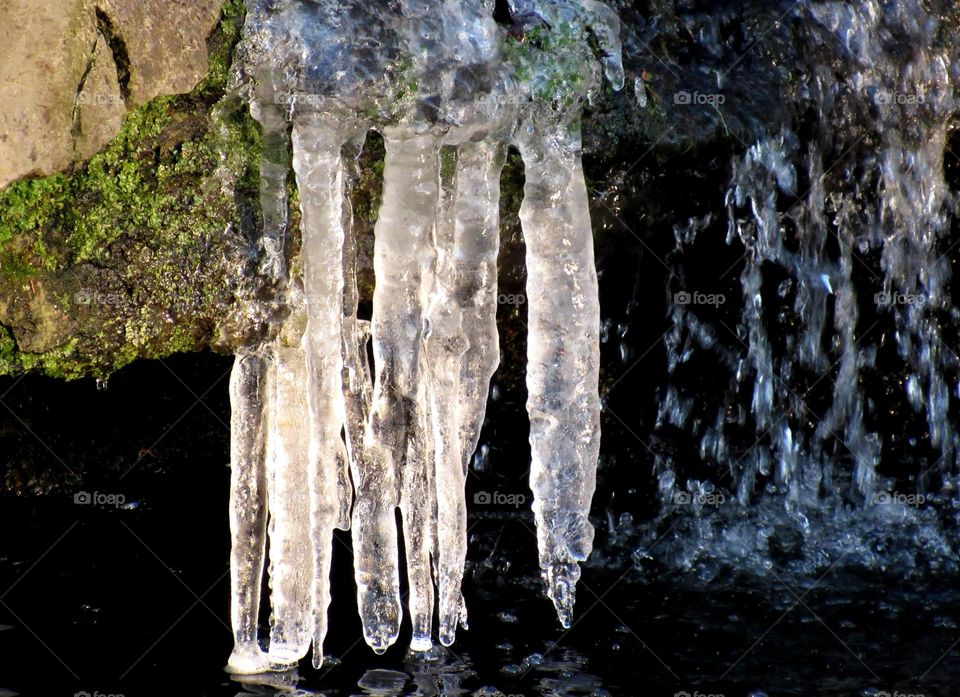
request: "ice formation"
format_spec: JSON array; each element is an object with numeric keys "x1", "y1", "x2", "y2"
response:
[{"x1": 224, "y1": 0, "x2": 623, "y2": 673}]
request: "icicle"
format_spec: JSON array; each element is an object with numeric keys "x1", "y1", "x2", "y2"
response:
[
  {"x1": 290, "y1": 111, "x2": 360, "y2": 667},
  {"x1": 264, "y1": 322, "x2": 313, "y2": 669},
  {"x1": 515, "y1": 116, "x2": 602, "y2": 627},
  {"x1": 226, "y1": 351, "x2": 271, "y2": 675},
  {"x1": 400, "y1": 385, "x2": 437, "y2": 651},
  {"x1": 422, "y1": 150, "x2": 471, "y2": 648},
  {"x1": 452, "y1": 141, "x2": 508, "y2": 478},
  {"x1": 337, "y1": 133, "x2": 373, "y2": 533},
  {"x1": 255, "y1": 104, "x2": 293, "y2": 282},
  {"x1": 362, "y1": 128, "x2": 440, "y2": 653},
  {"x1": 415, "y1": 0, "x2": 513, "y2": 648},
  {"x1": 577, "y1": 0, "x2": 626, "y2": 92},
  {"x1": 227, "y1": 0, "x2": 625, "y2": 661},
  {"x1": 226, "y1": 48, "x2": 296, "y2": 672},
  {"x1": 419, "y1": 139, "x2": 508, "y2": 646},
  {"x1": 505, "y1": 0, "x2": 623, "y2": 628}
]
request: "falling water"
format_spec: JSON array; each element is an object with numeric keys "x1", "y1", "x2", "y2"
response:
[{"x1": 639, "y1": 0, "x2": 960, "y2": 579}]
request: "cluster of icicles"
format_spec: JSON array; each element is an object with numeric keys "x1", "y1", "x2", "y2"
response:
[{"x1": 224, "y1": 0, "x2": 624, "y2": 674}]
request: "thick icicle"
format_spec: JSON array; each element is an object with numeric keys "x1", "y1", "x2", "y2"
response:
[
  {"x1": 264, "y1": 320, "x2": 313, "y2": 669},
  {"x1": 507, "y1": 0, "x2": 624, "y2": 627},
  {"x1": 516, "y1": 118, "x2": 602, "y2": 628},
  {"x1": 290, "y1": 112, "x2": 359, "y2": 667},
  {"x1": 226, "y1": 49, "x2": 295, "y2": 671},
  {"x1": 226, "y1": 351, "x2": 271, "y2": 675},
  {"x1": 361, "y1": 128, "x2": 439, "y2": 653},
  {"x1": 402, "y1": 151, "x2": 438, "y2": 649}
]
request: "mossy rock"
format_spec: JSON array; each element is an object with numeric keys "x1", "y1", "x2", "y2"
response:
[{"x1": 0, "y1": 0, "x2": 260, "y2": 379}]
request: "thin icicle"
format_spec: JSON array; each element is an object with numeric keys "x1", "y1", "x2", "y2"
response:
[
  {"x1": 421, "y1": 139, "x2": 508, "y2": 646},
  {"x1": 452, "y1": 141, "x2": 507, "y2": 475},
  {"x1": 338, "y1": 134, "x2": 374, "y2": 527},
  {"x1": 265, "y1": 324, "x2": 313, "y2": 669},
  {"x1": 400, "y1": 395, "x2": 437, "y2": 651},
  {"x1": 423, "y1": 147, "x2": 469, "y2": 647}
]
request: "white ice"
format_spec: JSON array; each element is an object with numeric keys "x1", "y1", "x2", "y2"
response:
[{"x1": 225, "y1": 0, "x2": 624, "y2": 671}]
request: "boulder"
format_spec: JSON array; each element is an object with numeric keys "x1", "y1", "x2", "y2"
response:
[{"x1": 0, "y1": 0, "x2": 223, "y2": 188}]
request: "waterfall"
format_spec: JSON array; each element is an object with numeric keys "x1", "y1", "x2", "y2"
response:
[{"x1": 642, "y1": 0, "x2": 960, "y2": 580}]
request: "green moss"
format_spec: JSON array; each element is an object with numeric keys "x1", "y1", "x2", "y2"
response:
[
  {"x1": 392, "y1": 55, "x2": 420, "y2": 104},
  {"x1": 503, "y1": 18, "x2": 593, "y2": 109},
  {"x1": 0, "y1": 175, "x2": 70, "y2": 277},
  {"x1": 353, "y1": 133, "x2": 385, "y2": 228},
  {"x1": 17, "y1": 339, "x2": 86, "y2": 381},
  {"x1": 0, "y1": 326, "x2": 16, "y2": 365},
  {"x1": 0, "y1": 0, "x2": 259, "y2": 380},
  {"x1": 203, "y1": 0, "x2": 246, "y2": 93}
]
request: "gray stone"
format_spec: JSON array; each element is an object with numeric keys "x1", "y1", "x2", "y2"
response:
[{"x1": 0, "y1": 0, "x2": 223, "y2": 188}]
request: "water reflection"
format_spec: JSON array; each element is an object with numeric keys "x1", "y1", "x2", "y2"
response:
[
  {"x1": 356, "y1": 668, "x2": 410, "y2": 695},
  {"x1": 232, "y1": 668, "x2": 304, "y2": 695},
  {"x1": 229, "y1": 643, "x2": 609, "y2": 696},
  {"x1": 403, "y1": 647, "x2": 475, "y2": 696}
]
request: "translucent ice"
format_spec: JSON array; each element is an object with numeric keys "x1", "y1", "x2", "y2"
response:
[{"x1": 225, "y1": 0, "x2": 623, "y2": 669}]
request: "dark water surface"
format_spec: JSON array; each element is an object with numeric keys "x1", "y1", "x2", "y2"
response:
[{"x1": 0, "y1": 354, "x2": 958, "y2": 696}]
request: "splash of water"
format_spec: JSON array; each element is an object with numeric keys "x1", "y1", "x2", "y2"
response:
[{"x1": 646, "y1": 0, "x2": 960, "y2": 578}]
